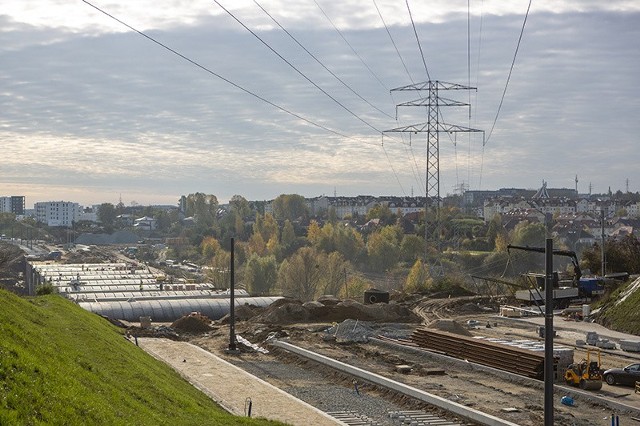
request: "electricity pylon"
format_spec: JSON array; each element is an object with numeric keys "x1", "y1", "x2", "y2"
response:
[{"x1": 384, "y1": 81, "x2": 484, "y2": 275}]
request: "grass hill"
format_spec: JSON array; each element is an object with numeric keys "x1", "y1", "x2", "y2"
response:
[
  {"x1": 0, "y1": 289, "x2": 278, "y2": 425},
  {"x1": 597, "y1": 276, "x2": 640, "y2": 335}
]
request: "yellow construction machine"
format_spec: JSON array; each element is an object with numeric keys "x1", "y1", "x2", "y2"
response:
[{"x1": 564, "y1": 349, "x2": 603, "y2": 390}]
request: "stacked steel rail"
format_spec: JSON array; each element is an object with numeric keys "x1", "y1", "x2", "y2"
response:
[{"x1": 411, "y1": 328, "x2": 556, "y2": 380}]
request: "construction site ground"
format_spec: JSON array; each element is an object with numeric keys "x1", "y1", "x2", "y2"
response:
[{"x1": 134, "y1": 296, "x2": 640, "y2": 426}]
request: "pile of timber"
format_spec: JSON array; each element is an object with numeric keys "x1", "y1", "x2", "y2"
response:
[{"x1": 411, "y1": 328, "x2": 556, "y2": 380}]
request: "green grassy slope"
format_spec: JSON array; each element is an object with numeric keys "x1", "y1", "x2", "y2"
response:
[
  {"x1": 598, "y1": 278, "x2": 640, "y2": 335},
  {"x1": 0, "y1": 289, "x2": 278, "y2": 425}
]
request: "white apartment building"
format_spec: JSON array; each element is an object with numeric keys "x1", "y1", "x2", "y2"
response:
[{"x1": 34, "y1": 201, "x2": 81, "y2": 227}]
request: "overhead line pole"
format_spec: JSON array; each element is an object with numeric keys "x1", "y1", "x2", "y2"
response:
[{"x1": 384, "y1": 81, "x2": 483, "y2": 272}]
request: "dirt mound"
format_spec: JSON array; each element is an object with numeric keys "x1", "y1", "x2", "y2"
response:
[
  {"x1": 425, "y1": 319, "x2": 472, "y2": 336},
  {"x1": 218, "y1": 304, "x2": 260, "y2": 324},
  {"x1": 251, "y1": 297, "x2": 420, "y2": 324},
  {"x1": 171, "y1": 313, "x2": 212, "y2": 332}
]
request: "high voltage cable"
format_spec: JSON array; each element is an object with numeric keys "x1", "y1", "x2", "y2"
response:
[
  {"x1": 405, "y1": 0, "x2": 431, "y2": 81},
  {"x1": 381, "y1": 136, "x2": 407, "y2": 197},
  {"x1": 213, "y1": 0, "x2": 385, "y2": 135},
  {"x1": 372, "y1": 0, "x2": 415, "y2": 85},
  {"x1": 252, "y1": 0, "x2": 394, "y2": 120},
  {"x1": 313, "y1": 0, "x2": 389, "y2": 92},
  {"x1": 475, "y1": 0, "x2": 485, "y2": 189},
  {"x1": 80, "y1": 0, "x2": 374, "y2": 145},
  {"x1": 311, "y1": 0, "x2": 421, "y2": 194},
  {"x1": 372, "y1": 0, "x2": 423, "y2": 190},
  {"x1": 485, "y1": 0, "x2": 533, "y2": 146}
]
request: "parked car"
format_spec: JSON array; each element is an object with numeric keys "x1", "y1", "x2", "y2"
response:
[{"x1": 603, "y1": 363, "x2": 640, "y2": 386}]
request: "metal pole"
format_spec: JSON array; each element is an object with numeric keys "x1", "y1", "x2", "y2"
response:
[
  {"x1": 601, "y1": 208, "x2": 606, "y2": 278},
  {"x1": 228, "y1": 237, "x2": 237, "y2": 352},
  {"x1": 544, "y1": 237, "x2": 554, "y2": 426}
]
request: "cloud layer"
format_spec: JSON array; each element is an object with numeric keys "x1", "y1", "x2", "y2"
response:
[{"x1": 1, "y1": 1, "x2": 639, "y2": 206}]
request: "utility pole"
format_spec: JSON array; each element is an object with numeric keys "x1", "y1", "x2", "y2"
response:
[{"x1": 384, "y1": 81, "x2": 483, "y2": 273}]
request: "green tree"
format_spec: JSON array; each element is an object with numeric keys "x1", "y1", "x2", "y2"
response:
[
  {"x1": 229, "y1": 195, "x2": 251, "y2": 219},
  {"x1": 339, "y1": 275, "x2": 373, "y2": 300},
  {"x1": 400, "y1": 234, "x2": 425, "y2": 262},
  {"x1": 320, "y1": 252, "x2": 349, "y2": 296},
  {"x1": 253, "y1": 213, "x2": 279, "y2": 244},
  {"x1": 272, "y1": 194, "x2": 309, "y2": 222},
  {"x1": 510, "y1": 221, "x2": 546, "y2": 247},
  {"x1": 277, "y1": 247, "x2": 323, "y2": 301},
  {"x1": 244, "y1": 254, "x2": 277, "y2": 295},
  {"x1": 184, "y1": 193, "x2": 218, "y2": 229},
  {"x1": 97, "y1": 203, "x2": 117, "y2": 231},
  {"x1": 200, "y1": 236, "x2": 221, "y2": 260},
  {"x1": 486, "y1": 214, "x2": 504, "y2": 250},
  {"x1": 281, "y1": 220, "x2": 296, "y2": 248},
  {"x1": 367, "y1": 225, "x2": 402, "y2": 272},
  {"x1": 366, "y1": 204, "x2": 396, "y2": 225}
]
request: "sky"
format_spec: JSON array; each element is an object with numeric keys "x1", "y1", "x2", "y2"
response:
[{"x1": 1, "y1": 1, "x2": 639, "y2": 208}]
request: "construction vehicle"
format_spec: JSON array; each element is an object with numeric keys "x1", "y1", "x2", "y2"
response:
[{"x1": 564, "y1": 349, "x2": 603, "y2": 390}]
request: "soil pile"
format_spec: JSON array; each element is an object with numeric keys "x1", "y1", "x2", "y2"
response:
[
  {"x1": 251, "y1": 297, "x2": 420, "y2": 324},
  {"x1": 171, "y1": 312, "x2": 212, "y2": 332}
]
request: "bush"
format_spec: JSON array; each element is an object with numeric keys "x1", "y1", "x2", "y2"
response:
[{"x1": 36, "y1": 283, "x2": 56, "y2": 295}]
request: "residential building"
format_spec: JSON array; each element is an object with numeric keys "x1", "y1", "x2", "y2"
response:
[
  {"x1": 34, "y1": 201, "x2": 81, "y2": 227},
  {"x1": 0, "y1": 196, "x2": 25, "y2": 215}
]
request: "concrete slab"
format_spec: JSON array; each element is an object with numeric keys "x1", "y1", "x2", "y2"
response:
[{"x1": 138, "y1": 338, "x2": 343, "y2": 426}]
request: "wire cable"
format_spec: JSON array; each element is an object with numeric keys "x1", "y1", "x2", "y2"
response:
[
  {"x1": 405, "y1": 0, "x2": 431, "y2": 81},
  {"x1": 381, "y1": 135, "x2": 407, "y2": 197},
  {"x1": 313, "y1": 0, "x2": 389, "y2": 92},
  {"x1": 485, "y1": 0, "x2": 532, "y2": 145},
  {"x1": 252, "y1": 0, "x2": 394, "y2": 120},
  {"x1": 80, "y1": 0, "x2": 373, "y2": 144},
  {"x1": 372, "y1": 0, "x2": 414, "y2": 85},
  {"x1": 213, "y1": 0, "x2": 385, "y2": 135}
]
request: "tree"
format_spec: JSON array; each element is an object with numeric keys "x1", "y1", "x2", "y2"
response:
[
  {"x1": 320, "y1": 252, "x2": 349, "y2": 296},
  {"x1": 277, "y1": 247, "x2": 323, "y2": 301},
  {"x1": 200, "y1": 236, "x2": 221, "y2": 260},
  {"x1": 253, "y1": 213, "x2": 278, "y2": 244},
  {"x1": 582, "y1": 236, "x2": 640, "y2": 275},
  {"x1": 510, "y1": 221, "x2": 546, "y2": 247},
  {"x1": 281, "y1": 220, "x2": 296, "y2": 248},
  {"x1": 229, "y1": 195, "x2": 251, "y2": 219},
  {"x1": 272, "y1": 194, "x2": 308, "y2": 222},
  {"x1": 400, "y1": 234, "x2": 425, "y2": 262},
  {"x1": 366, "y1": 204, "x2": 396, "y2": 225},
  {"x1": 184, "y1": 193, "x2": 218, "y2": 229},
  {"x1": 367, "y1": 225, "x2": 402, "y2": 272},
  {"x1": 404, "y1": 259, "x2": 433, "y2": 293},
  {"x1": 244, "y1": 254, "x2": 277, "y2": 295},
  {"x1": 486, "y1": 214, "x2": 505, "y2": 250},
  {"x1": 97, "y1": 203, "x2": 117, "y2": 231}
]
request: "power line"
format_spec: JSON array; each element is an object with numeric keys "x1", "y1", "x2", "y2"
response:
[
  {"x1": 213, "y1": 0, "x2": 385, "y2": 134},
  {"x1": 252, "y1": 0, "x2": 394, "y2": 120},
  {"x1": 405, "y1": 0, "x2": 431, "y2": 81},
  {"x1": 371, "y1": 0, "x2": 423, "y2": 190},
  {"x1": 313, "y1": 0, "x2": 389, "y2": 92},
  {"x1": 80, "y1": 0, "x2": 373, "y2": 145},
  {"x1": 381, "y1": 135, "x2": 407, "y2": 197},
  {"x1": 485, "y1": 0, "x2": 532, "y2": 145},
  {"x1": 372, "y1": 0, "x2": 414, "y2": 84}
]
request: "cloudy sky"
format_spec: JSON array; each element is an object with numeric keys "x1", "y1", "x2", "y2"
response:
[{"x1": 1, "y1": 1, "x2": 638, "y2": 207}]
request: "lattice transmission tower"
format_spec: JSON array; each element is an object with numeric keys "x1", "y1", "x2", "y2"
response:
[{"x1": 384, "y1": 81, "x2": 484, "y2": 273}]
